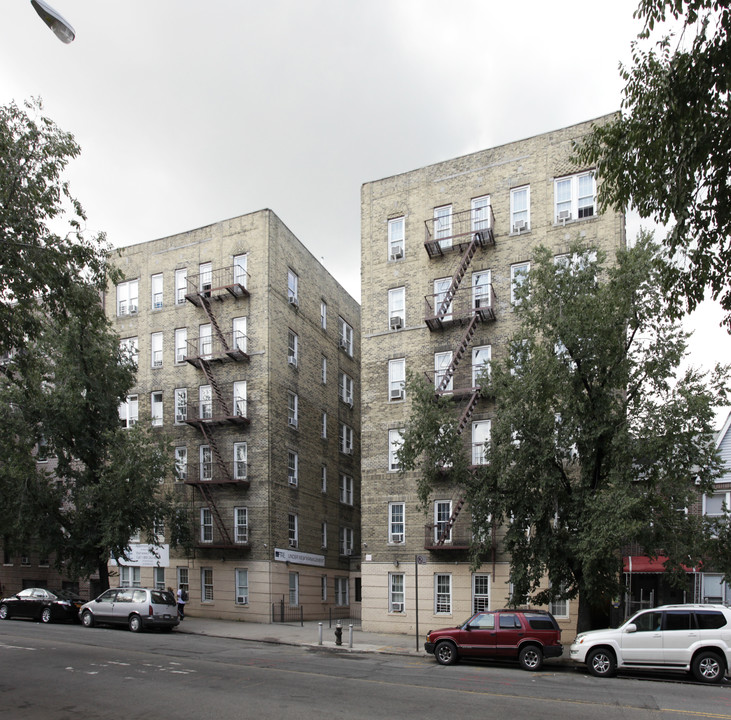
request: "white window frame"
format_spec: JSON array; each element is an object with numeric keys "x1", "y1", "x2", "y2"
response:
[
  {"x1": 233, "y1": 254, "x2": 248, "y2": 289},
  {"x1": 704, "y1": 491, "x2": 731, "y2": 518},
  {"x1": 287, "y1": 392, "x2": 299, "y2": 429},
  {"x1": 234, "y1": 442, "x2": 247, "y2": 480},
  {"x1": 235, "y1": 568, "x2": 249, "y2": 604},
  {"x1": 510, "y1": 262, "x2": 530, "y2": 305},
  {"x1": 175, "y1": 268, "x2": 187, "y2": 304},
  {"x1": 201, "y1": 567, "x2": 213, "y2": 602},
  {"x1": 287, "y1": 268, "x2": 299, "y2": 305},
  {"x1": 388, "y1": 428, "x2": 403, "y2": 472},
  {"x1": 435, "y1": 501, "x2": 452, "y2": 543},
  {"x1": 174, "y1": 387, "x2": 187, "y2": 424},
  {"x1": 339, "y1": 423, "x2": 353, "y2": 455},
  {"x1": 289, "y1": 572, "x2": 299, "y2": 606},
  {"x1": 288, "y1": 513, "x2": 298, "y2": 548},
  {"x1": 321, "y1": 411, "x2": 327, "y2": 438},
  {"x1": 175, "y1": 328, "x2": 187, "y2": 364},
  {"x1": 434, "y1": 205, "x2": 452, "y2": 249},
  {"x1": 320, "y1": 300, "x2": 327, "y2": 329},
  {"x1": 151, "y1": 273, "x2": 163, "y2": 310},
  {"x1": 472, "y1": 270, "x2": 491, "y2": 310},
  {"x1": 335, "y1": 577, "x2": 349, "y2": 607},
  {"x1": 321, "y1": 465, "x2": 327, "y2": 493},
  {"x1": 233, "y1": 316, "x2": 247, "y2": 354},
  {"x1": 388, "y1": 287, "x2": 405, "y2": 330},
  {"x1": 433, "y1": 277, "x2": 452, "y2": 320},
  {"x1": 199, "y1": 385, "x2": 212, "y2": 420},
  {"x1": 389, "y1": 572, "x2": 404, "y2": 613},
  {"x1": 321, "y1": 355, "x2": 327, "y2": 384},
  {"x1": 116, "y1": 279, "x2": 138, "y2": 316},
  {"x1": 200, "y1": 445, "x2": 212, "y2": 481},
  {"x1": 174, "y1": 446, "x2": 187, "y2": 482},
  {"x1": 151, "y1": 332, "x2": 163, "y2": 368},
  {"x1": 339, "y1": 372, "x2": 354, "y2": 406},
  {"x1": 200, "y1": 508, "x2": 213, "y2": 543},
  {"x1": 389, "y1": 358, "x2": 405, "y2": 401},
  {"x1": 321, "y1": 575, "x2": 328, "y2": 601},
  {"x1": 472, "y1": 573, "x2": 491, "y2": 613},
  {"x1": 510, "y1": 185, "x2": 530, "y2": 232},
  {"x1": 434, "y1": 351, "x2": 453, "y2": 391},
  {"x1": 321, "y1": 521, "x2": 328, "y2": 550},
  {"x1": 471, "y1": 195, "x2": 491, "y2": 232},
  {"x1": 339, "y1": 527, "x2": 353, "y2": 556},
  {"x1": 472, "y1": 345, "x2": 491, "y2": 387},
  {"x1": 234, "y1": 507, "x2": 248, "y2": 544},
  {"x1": 339, "y1": 318, "x2": 353, "y2": 356},
  {"x1": 388, "y1": 216, "x2": 405, "y2": 260},
  {"x1": 288, "y1": 329, "x2": 299, "y2": 367},
  {"x1": 389, "y1": 502, "x2": 405, "y2": 544},
  {"x1": 119, "y1": 394, "x2": 138, "y2": 428},
  {"x1": 151, "y1": 391, "x2": 163, "y2": 427},
  {"x1": 435, "y1": 573, "x2": 452, "y2": 614},
  {"x1": 339, "y1": 474, "x2": 353, "y2": 506},
  {"x1": 287, "y1": 451, "x2": 299, "y2": 486},
  {"x1": 119, "y1": 566, "x2": 141, "y2": 588},
  {"x1": 549, "y1": 583, "x2": 569, "y2": 618},
  {"x1": 554, "y1": 171, "x2": 596, "y2": 222},
  {"x1": 472, "y1": 419, "x2": 491, "y2": 465},
  {"x1": 233, "y1": 381, "x2": 247, "y2": 418},
  {"x1": 199, "y1": 262, "x2": 212, "y2": 294},
  {"x1": 199, "y1": 323, "x2": 212, "y2": 358},
  {"x1": 120, "y1": 336, "x2": 138, "y2": 367}
]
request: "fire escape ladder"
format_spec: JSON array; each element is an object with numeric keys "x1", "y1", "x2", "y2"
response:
[
  {"x1": 196, "y1": 483, "x2": 233, "y2": 545},
  {"x1": 198, "y1": 358, "x2": 231, "y2": 415},
  {"x1": 456, "y1": 390, "x2": 480, "y2": 435},
  {"x1": 199, "y1": 422, "x2": 232, "y2": 483},
  {"x1": 438, "y1": 497, "x2": 465, "y2": 545},
  {"x1": 199, "y1": 294, "x2": 230, "y2": 351},
  {"x1": 437, "y1": 315, "x2": 478, "y2": 393},
  {"x1": 436, "y1": 235, "x2": 480, "y2": 319}
]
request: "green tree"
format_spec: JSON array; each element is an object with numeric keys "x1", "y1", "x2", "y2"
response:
[
  {"x1": 398, "y1": 236, "x2": 729, "y2": 632},
  {"x1": 575, "y1": 0, "x2": 731, "y2": 324}
]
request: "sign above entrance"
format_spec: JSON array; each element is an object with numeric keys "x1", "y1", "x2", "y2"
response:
[{"x1": 274, "y1": 548, "x2": 325, "y2": 567}]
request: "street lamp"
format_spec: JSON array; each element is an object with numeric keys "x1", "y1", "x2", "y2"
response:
[{"x1": 30, "y1": 0, "x2": 75, "y2": 43}]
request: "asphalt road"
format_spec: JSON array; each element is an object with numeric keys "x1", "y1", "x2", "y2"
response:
[{"x1": 2, "y1": 619, "x2": 731, "y2": 720}]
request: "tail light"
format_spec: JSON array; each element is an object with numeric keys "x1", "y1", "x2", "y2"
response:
[{"x1": 148, "y1": 604, "x2": 154, "y2": 616}]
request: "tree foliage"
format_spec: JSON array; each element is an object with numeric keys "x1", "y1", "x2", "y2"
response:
[
  {"x1": 399, "y1": 235, "x2": 729, "y2": 631},
  {"x1": 0, "y1": 99, "x2": 191, "y2": 588},
  {"x1": 575, "y1": 0, "x2": 731, "y2": 324}
]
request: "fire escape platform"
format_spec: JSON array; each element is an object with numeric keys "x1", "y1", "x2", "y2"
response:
[
  {"x1": 425, "y1": 305, "x2": 496, "y2": 332},
  {"x1": 184, "y1": 415, "x2": 250, "y2": 428}
]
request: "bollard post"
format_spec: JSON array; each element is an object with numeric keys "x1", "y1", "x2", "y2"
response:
[
  {"x1": 348, "y1": 623, "x2": 353, "y2": 648},
  {"x1": 318, "y1": 622, "x2": 323, "y2": 645}
]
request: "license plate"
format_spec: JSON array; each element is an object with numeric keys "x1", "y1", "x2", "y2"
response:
[{"x1": 164, "y1": 614, "x2": 171, "y2": 619}]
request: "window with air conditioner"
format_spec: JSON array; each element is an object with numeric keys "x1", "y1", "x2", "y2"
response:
[
  {"x1": 389, "y1": 502, "x2": 405, "y2": 543},
  {"x1": 119, "y1": 395, "x2": 138, "y2": 429},
  {"x1": 234, "y1": 442, "x2": 247, "y2": 480},
  {"x1": 287, "y1": 392, "x2": 298, "y2": 428},
  {"x1": 339, "y1": 527, "x2": 353, "y2": 556},
  {"x1": 151, "y1": 273, "x2": 163, "y2": 310},
  {"x1": 388, "y1": 216, "x2": 404, "y2": 260},
  {"x1": 233, "y1": 254, "x2": 248, "y2": 289},
  {"x1": 554, "y1": 172, "x2": 596, "y2": 223},
  {"x1": 339, "y1": 474, "x2": 353, "y2": 505},
  {"x1": 339, "y1": 372, "x2": 354, "y2": 406},
  {"x1": 235, "y1": 568, "x2": 249, "y2": 604},
  {"x1": 175, "y1": 268, "x2": 187, "y2": 304},
  {"x1": 151, "y1": 392, "x2": 163, "y2": 427},
  {"x1": 339, "y1": 424, "x2": 353, "y2": 455},
  {"x1": 510, "y1": 186, "x2": 530, "y2": 233},
  {"x1": 199, "y1": 262, "x2": 212, "y2": 295},
  {"x1": 288, "y1": 329, "x2": 298, "y2": 367},
  {"x1": 338, "y1": 318, "x2": 353, "y2": 356},
  {"x1": 388, "y1": 429, "x2": 403, "y2": 472},
  {"x1": 389, "y1": 573, "x2": 405, "y2": 613},
  {"x1": 287, "y1": 268, "x2": 299, "y2": 307},
  {"x1": 151, "y1": 332, "x2": 163, "y2": 368},
  {"x1": 472, "y1": 270, "x2": 491, "y2": 310},
  {"x1": 288, "y1": 451, "x2": 298, "y2": 486},
  {"x1": 434, "y1": 205, "x2": 452, "y2": 250},
  {"x1": 116, "y1": 279, "x2": 138, "y2": 316},
  {"x1": 388, "y1": 287, "x2": 405, "y2": 330},
  {"x1": 234, "y1": 507, "x2": 248, "y2": 543},
  {"x1": 174, "y1": 446, "x2": 187, "y2": 482},
  {"x1": 471, "y1": 195, "x2": 491, "y2": 235},
  {"x1": 388, "y1": 358, "x2": 405, "y2": 401},
  {"x1": 174, "y1": 328, "x2": 187, "y2": 364},
  {"x1": 288, "y1": 514, "x2": 298, "y2": 548}
]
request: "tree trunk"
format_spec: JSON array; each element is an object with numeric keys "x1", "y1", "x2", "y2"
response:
[
  {"x1": 97, "y1": 558, "x2": 110, "y2": 592},
  {"x1": 576, "y1": 593, "x2": 594, "y2": 634}
]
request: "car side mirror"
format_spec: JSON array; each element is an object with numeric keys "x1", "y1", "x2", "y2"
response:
[
  {"x1": 624, "y1": 623, "x2": 637, "y2": 633},
  {"x1": 95, "y1": 598, "x2": 102, "y2": 603}
]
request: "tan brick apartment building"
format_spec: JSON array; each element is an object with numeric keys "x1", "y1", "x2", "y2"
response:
[
  {"x1": 359, "y1": 116, "x2": 625, "y2": 636},
  {"x1": 106, "y1": 209, "x2": 361, "y2": 622}
]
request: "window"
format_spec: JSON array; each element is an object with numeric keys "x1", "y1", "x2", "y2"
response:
[
  {"x1": 287, "y1": 392, "x2": 299, "y2": 428},
  {"x1": 471, "y1": 195, "x2": 491, "y2": 232},
  {"x1": 339, "y1": 527, "x2": 354, "y2": 556},
  {"x1": 233, "y1": 381, "x2": 247, "y2": 418},
  {"x1": 434, "y1": 351, "x2": 453, "y2": 392},
  {"x1": 151, "y1": 392, "x2": 163, "y2": 427},
  {"x1": 321, "y1": 356, "x2": 327, "y2": 384},
  {"x1": 174, "y1": 446, "x2": 187, "y2": 482},
  {"x1": 510, "y1": 262, "x2": 530, "y2": 305},
  {"x1": 389, "y1": 502, "x2": 405, "y2": 543},
  {"x1": 321, "y1": 411, "x2": 327, "y2": 438},
  {"x1": 705, "y1": 492, "x2": 730, "y2": 518},
  {"x1": 320, "y1": 300, "x2": 327, "y2": 329},
  {"x1": 235, "y1": 568, "x2": 249, "y2": 604},
  {"x1": 338, "y1": 318, "x2": 353, "y2": 356},
  {"x1": 175, "y1": 328, "x2": 187, "y2": 364},
  {"x1": 151, "y1": 332, "x2": 163, "y2": 368},
  {"x1": 335, "y1": 577, "x2": 349, "y2": 606},
  {"x1": 388, "y1": 358, "x2": 405, "y2": 401},
  {"x1": 234, "y1": 507, "x2": 248, "y2": 543},
  {"x1": 200, "y1": 445, "x2": 212, "y2": 481},
  {"x1": 472, "y1": 345, "x2": 491, "y2": 387},
  {"x1": 233, "y1": 317, "x2": 247, "y2": 354},
  {"x1": 175, "y1": 268, "x2": 187, "y2": 304},
  {"x1": 388, "y1": 287, "x2": 405, "y2": 330},
  {"x1": 472, "y1": 270, "x2": 491, "y2": 310},
  {"x1": 199, "y1": 385, "x2": 212, "y2": 420},
  {"x1": 339, "y1": 474, "x2": 353, "y2": 505},
  {"x1": 388, "y1": 217, "x2": 404, "y2": 260},
  {"x1": 199, "y1": 323, "x2": 212, "y2": 358},
  {"x1": 37, "y1": 436, "x2": 49, "y2": 463},
  {"x1": 288, "y1": 330, "x2": 299, "y2": 367},
  {"x1": 321, "y1": 465, "x2": 327, "y2": 493},
  {"x1": 472, "y1": 420, "x2": 491, "y2": 465},
  {"x1": 174, "y1": 388, "x2": 187, "y2": 424},
  {"x1": 549, "y1": 583, "x2": 569, "y2": 618},
  {"x1": 434, "y1": 205, "x2": 452, "y2": 249},
  {"x1": 435, "y1": 574, "x2": 452, "y2": 614},
  {"x1": 388, "y1": 429, "x2": 403, "y2": 472},
  {"x1": 233, "y1": 254, "x2": 248, "y2": 289},
  {"x1": 199, "y1": 262, "x2": 212, "y2": 295},
  {"x1": 389, "y1": 573, "x2": 405, "y2": 612},
  {"x1": 116, "y1": 279, "x2": 138, "y2": 316},
  {"x1": 339, "y1": 372, "x2": 354, "y2": 405},
  {"x1": 289, "y1": 572, "x2": 299, "y2": 606},
  {"x1": 321, "y1": 575, "x2": 328, "y2": 601},
  {"x1": 510, "y1": 186, "x2": 530, "y2": 232},
  {"x1": 287, "y1": 269, "x2": 299, "y2": 306},
  {"x1": 234, "y1": 442, "x2": 247, "y2": 480},
  {"x1": 554, "y1": 171, "x2": 596, "y2": 222},
  {"x1": 177, "y1": 567, "x2": 189, "y2": 598},
  {"x1": 321, "y1": 522, "x2": 328, "y2": 549},
  {"x1": 200, "y1": 508, "x2": 213, "y2": 543},
  {"x1": 153, "y1": 567, "x2": 165, "y2": 590},
  {"x1": 433, "y1": 277, "x2": 452, "y2": 321},
  {"x1": 201, "y1": 567, "x2": 213, "y2": 602},
  {"x1": 119, "y1": 566, "x2": 141, "y2": 587},
  {"x1": 287, "y1": 451, "x2": 298, "y2": 486},
  {"x1": 119, "y1": 395, "x2": 138, "y2": 428},
  {"x1": 473, "y1": 574, "x2": 490, "y2": 613},
  {"x1": 339, "y1": 423, "x2": 353, "y2": 455},
  {"x1": 288, "y1": 514, "x2": 298, "y2": 548},
  {"x1": 120, "y1": 336, "x2": 138, "y2": 367},
  {"x1": 151, "y1": 273, "x2": 163, "y2": 309},
  {"x1": 435, "y1": 501, "x2": 452, "y2": 543}
]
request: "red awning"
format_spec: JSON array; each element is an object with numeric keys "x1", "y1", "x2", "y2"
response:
[{"x1": 623, "y1": 555, "x2": 699, "y2": 573}]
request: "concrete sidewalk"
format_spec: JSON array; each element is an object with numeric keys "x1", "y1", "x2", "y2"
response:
[{"x1": 175, "y1": 615, "x2": 426, "y2": 656}]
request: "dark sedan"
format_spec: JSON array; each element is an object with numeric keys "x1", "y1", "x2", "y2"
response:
[{"x1": 0, "y1": 587, "x2": 85, "y2": 624}]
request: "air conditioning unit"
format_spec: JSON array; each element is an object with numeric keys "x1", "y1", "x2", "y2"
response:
[
  {"x1": 129, "y1": 305, "x2": 138, "y2": 314},
  {"x1": 389, "y1": 315, "x2": 403, "y2": 330},
  {"x1": 343, "y1": 548, "x2": 352, "y2": 556},
  {"x1": 558, "y1": 210, "x2": 572, "y2": 224},
  {"x1": 473, "y1": 231, "x2": 483, "y2": 243},
  {"x1": 289, "y1": 539, "x2": 298, "y2": 548},
  {"x1": 288, "y1": 474, "x2": 297, "y2": 485},
  {"x1": 513, "y1": 220, "x2": 527, "y2": 233},
  {"x1": 392, "y1": 534, "x2": 404, "y2": 544},
  {"x1": 288, "y1": 418, "x2": 298, "y2": 429},
  {"x1": 288, "y1": 295, "x2": 299, "y2": 308},
  {"x1": 288, "y1": 356, "x2": 298, "y2": 368},
  {"x1": 390, "y1": 388, "x2": 404, "y2": 401},
  {"x1": 338, "y1": 338, "x2": 348, "y2": 349},
  {"x1": 344, "y1": 395, "x2": 354, "y2": 408},
  {"x1": 343, "y1": 446, "x2": 353, "y2": 456},
  {"x1": 390, "y1": 247, "x2": 404, "y2": 261},
  {"x1": 391, "y1": 603, "x2": 403, "y2": 613},
  {"x1": 175, "y1": 413, "x2": 187, "y2": 423}
]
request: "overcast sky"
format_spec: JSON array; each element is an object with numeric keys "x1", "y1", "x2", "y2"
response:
[{"x1": 2, "y1": 0, "x2": 729, "y2": 426}]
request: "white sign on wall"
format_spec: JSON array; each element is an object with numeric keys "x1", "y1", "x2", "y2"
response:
[
  {"x1": 274, "y1": 548, "x2": 325, "y2": 567},
  {"x1": 110, "y1": 544, "x2": 170, "y2": 567}
]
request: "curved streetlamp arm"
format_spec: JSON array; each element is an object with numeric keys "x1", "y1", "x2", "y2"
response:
[{"x1": 31, "y1": 0, "x2": 75, "y2": 43}]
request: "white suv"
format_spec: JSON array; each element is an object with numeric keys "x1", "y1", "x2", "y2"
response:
[{"x1": 570, "y1": 604, "x2": 731, "y2": 683}]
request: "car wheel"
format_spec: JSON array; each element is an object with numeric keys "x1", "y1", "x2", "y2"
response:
[
  {"x1": 519, "y1": 644, "x2": 544, "y2": 671},
  {"x1": 41, "y1": 607, "x2": 53, "y2": 624},
  {"x1": 434, "y1": 641, "x2": 458, "y2": 666},
  {"x1": 692, "y1": 651, "x2": 724, "y2": 683},
  {"x1": 587, "y1": 647, "x2": 616, "y2": 678},
  {"x1": 0, "y1": 604, "x2": 9, "y2": 620},
  {"x1": 81, "y1": 611, "x2": 94, "y2": 628},
  {"x1": 128, "y1": 615, "x2": 143, "y2": 633}
]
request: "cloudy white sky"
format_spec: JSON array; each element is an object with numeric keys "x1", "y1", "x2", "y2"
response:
[{"x1": 2, "y1": 0, "x2": 729, "y2": 425}]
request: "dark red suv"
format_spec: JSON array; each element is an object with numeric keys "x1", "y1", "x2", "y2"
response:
[{"x1": 425, "y1": 609, "x2": 563, "y2": 670}]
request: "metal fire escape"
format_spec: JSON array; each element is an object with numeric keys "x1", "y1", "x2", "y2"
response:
[
  {"x1": 184, "y1": 265, "x2": 250, "y2": 548},
  {"x1": 423, "y1": 206, "x2": 497, "y2": 549}
]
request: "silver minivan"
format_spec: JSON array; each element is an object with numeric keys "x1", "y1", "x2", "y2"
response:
[{"x1": 79, "y1": 588, "x2": 179, "y2": 632}]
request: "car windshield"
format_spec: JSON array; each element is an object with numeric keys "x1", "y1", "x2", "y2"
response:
[{"x1": 50, "y1": 589, "x2": 84, "y2": 601}]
